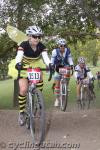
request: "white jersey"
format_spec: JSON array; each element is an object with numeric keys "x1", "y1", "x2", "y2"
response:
[{"x1": 74, "y1": 64, "x2": 93, "y2": 80}]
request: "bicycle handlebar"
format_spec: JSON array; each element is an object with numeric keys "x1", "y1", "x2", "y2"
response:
[
  {"x1": 71, "y1": 67, "x2": 74, "y2": 76},
  {"x1": 79, "y1": 78, "x2": 95, "y2": 85},
  {"x1": 48, "y1": 69, "x2": 53, "y2": 81},
  {"x1": 17, "y1": 67, "x2": 53, "y2": 81}
]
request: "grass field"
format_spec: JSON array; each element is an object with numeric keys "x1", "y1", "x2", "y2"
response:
[
  {"x1": 0, "y1": 79, "x2": 13, "y2": 109},
  {"x1": 0, "y1": 66, "x2": 100, "y2": 109}
]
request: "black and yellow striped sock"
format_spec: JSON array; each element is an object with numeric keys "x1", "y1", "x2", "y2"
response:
[
  {"x1": 36, "y1": 80, "x2": 43, "y2": 91},
  {"x1": 18, "y1": 94, "x2": 26, "y2": 113}
]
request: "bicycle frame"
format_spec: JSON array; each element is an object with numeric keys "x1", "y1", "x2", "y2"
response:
[
  {"x1": 60, "y1": 76, "x2": 69, "y2": 110},
  {"x1": 79, "y1": 78, "x2": 95, "y2": 109},
  {"x1": 59, "y1": 66, "x2": 73, "y2": 111},
  {"x1": 60, "y1": 77, "x2": 67, "y2": 95},
  {"x1": 18, "y1": 67, "x2": 52, "y2": 144}
]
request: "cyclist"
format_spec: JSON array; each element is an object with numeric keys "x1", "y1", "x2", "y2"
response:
[
  {"x1": 51, "y1": 38, "x2": 74, "y2": 107},
  {"x1": 74, "y1": 57, "x2": 95, "y2": 102},
  {"x1": 15, "y1": 25, "x2": 52, "y2": 126},
  {"x1": 96, "y1": 71, "x2": 100, "y2": 80},
  {"x1": 96, "y1": 71, "x2": 100, "y2": 88}
]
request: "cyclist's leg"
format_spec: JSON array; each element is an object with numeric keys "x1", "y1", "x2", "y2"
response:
[
  {"x1": 36, "y1": 71, "x2": 44, "y2": 91},
  {"x1": 53, "y1": 72, "x2": 61, "y2": 106},
  {"x1": 66, "y1": 78, "x2": 70, "y2": 92},
  {"x1": 76, "y1": 82, "x2": 81, "y2": 102},
  {"x1": 52, "y1": 81, "x2": 56, "y2": 93},
  {"x1": 89, "y1": 82, "x2": 96, "y2": 98},
  {"x1": 18, "y1": 78, "x2": 28, "y2": 126},
  {"x1": 54, "y1": 80, "x2": 60, "y2": 107},
  {"x1": 36, "y1": 80, "x2": 43, "y2": 91}
]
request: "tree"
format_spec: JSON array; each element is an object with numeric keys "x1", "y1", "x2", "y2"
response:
[
  {"x1": 85, "y1": 39, "x2": 100, "y2": 66},
  {"x1": 78, "y1": 0, "x2": 100, "y2": 28},
  {"x1": 0, "y1": 33, "x2": 17, "y2": 79},
  {"x1": 0, "y1": 0, "x2": 100, "y2": 79}
]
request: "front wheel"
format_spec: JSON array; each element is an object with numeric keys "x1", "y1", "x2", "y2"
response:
[
  {"x1": 79, "y1": 86, "x2": 85, "y2": 109},
  {"x1": 29, "y1": 89, "x2": 45, "y2": 145},
  {"x1": 60, "y1": 82, "x2": 68, "y2": 111},
  {"x1": 82, "y1": 88, "x2": 90, "y2": 109}
]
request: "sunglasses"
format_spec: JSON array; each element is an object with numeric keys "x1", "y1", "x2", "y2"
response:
[
  {"x1": 31, "y1": 35, "x2": 41, "y2": 39},
  {"x1": 59, "y1": 45, "x2": 66, "y2": 47}
]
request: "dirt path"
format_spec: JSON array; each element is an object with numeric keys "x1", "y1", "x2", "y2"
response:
[{"x1": 0, "y1": 108, "x2": 100, "y2": 150}]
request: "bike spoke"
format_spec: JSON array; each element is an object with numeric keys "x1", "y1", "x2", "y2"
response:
[{"x1": 29, "y1": 89, "x2": 45, "y2": 144}]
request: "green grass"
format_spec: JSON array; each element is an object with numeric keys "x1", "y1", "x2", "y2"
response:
[
  {"x1": 0, "y1": 66, "x2": 100, "y2": 109},
  {"x1": 0, "y1": 79, "x2": 13, "y2": 109}
]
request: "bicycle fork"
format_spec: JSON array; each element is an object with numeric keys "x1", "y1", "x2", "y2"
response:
[
  {"x1": 60, "y1": 79, "x2": 66, "y2": 107},
  {"x1": 80, "y1": 86, "x2": 83, "y2": 101},
  {"x1": 28, "y1": 84, "x2": 36, "y2": 118},
  {"x1": 80, "y1": 86, "x2": 84, "y2": 109},
  {"x1": 60, "y1": 79, "x2": 67, "y2": 95}
]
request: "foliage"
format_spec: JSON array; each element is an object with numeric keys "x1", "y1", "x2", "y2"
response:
[
  {"x1": 0, "y1": 33, "x2": 17, "y2": 79},
  {"x1": 0, "y1": 33, "x2": 17, "y2": 57},
  {"x1": 0, "y1": 0, "x2": 100, "y2": 33},
  {"x1": 0, "y1": 0, "x2": 100, "y2": 79},
  {"x1": 70, "y1": 37, "x2": 100, "y2": 65}
]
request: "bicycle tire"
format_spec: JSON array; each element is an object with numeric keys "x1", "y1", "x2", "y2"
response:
[
  {"x1": 88, "y1": 88, "x2": 96, "y2": 109},
  {"x1": 83, "y1": 87, "x2": 91, "y2": 109},
  {"x1": 60, "y1": 82, "x2": 68, "y2": 111},
  {"x1": 83, "y1": 88, "x2": 88, "y2": 109},
  {"x1": 25, "y1": 96, "x2": 30, "y2": 129},
  {"x1": 29, "y1": 88, "x2": 45, "y2": 144},
  {"x1": 27, "y1": 91, "x2": 35, "y2": 143},
  {"x1": 79, "y1": 86, "x2": 85, "y2": 109},
  {"x1": 87, "y1": 90, "x2": 91, "y2": 109}
]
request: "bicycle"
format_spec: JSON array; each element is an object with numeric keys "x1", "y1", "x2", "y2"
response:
[
  {"x1": 78, "y1": 78, "x2": 95, "y2": 109},
  {"x1": 18, "y1": 67, "x2": 52, "y2": 145},
  {"x1": 58, "y1": 66, "x2": 73, "y2": 111}
]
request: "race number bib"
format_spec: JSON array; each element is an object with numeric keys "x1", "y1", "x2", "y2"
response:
[
  {"x1": 27, "y1": 68, "x2": 41, "y2": 83},
  {"x1": 59, "y1": 67, "x2": 70, "y2": 75}
]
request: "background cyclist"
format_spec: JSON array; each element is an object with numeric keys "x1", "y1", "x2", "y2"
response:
[
  {"x1": 74, "y1": 57, "x2": 95, "y2": 103},
  {"x1": 96, "y1": 71, "x2": 100, "y2": 88},
  {"x1": 51, "y1": 38, "x2": 74, "y2": 107},
  {"x1": 15, "y1": 25, "x2": 52, "y2": 126},
  {"x1": 96, "y1": 71, "x2": 100, "y2": 80}
]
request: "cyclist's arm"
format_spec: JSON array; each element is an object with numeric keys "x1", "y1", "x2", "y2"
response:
[
  {"x1": 74, "y1": 65, "x2": 80, "y2": 80},
  {"x1": 50, "y1": 49, "x2": 57, "y2": 65},
  {"x1": 42, "y1": 50, "x2": 51, "y2": 67},
  {"x1": 86, "y1": 66, "x2": 94, "y2": 79},
  {"x1": 74, "y1": 71, "x2": 78, "y2": 80},
  {"x1": 16, "y1": 47, "x2": 24, "y2": 64},
  {"x1": 67, "y1": 49, "x2": 74, "y2": 66},
  {"x1": 87, "y1": 71, "x2": 94, "y2": 79},
  {"x1": 74, "y1": 70, "x2": 83, "y2": 84}
]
